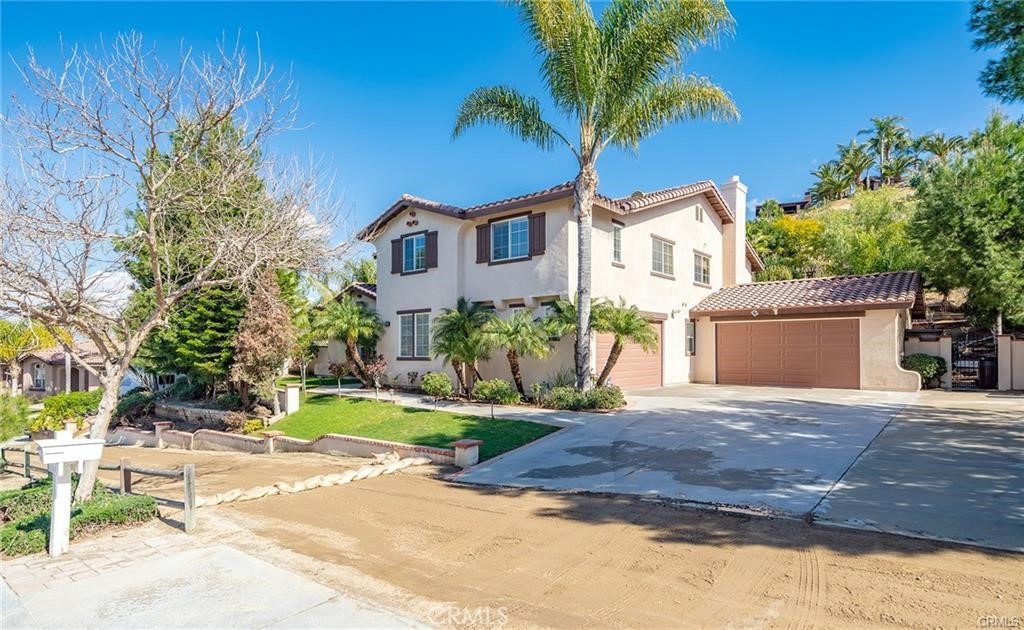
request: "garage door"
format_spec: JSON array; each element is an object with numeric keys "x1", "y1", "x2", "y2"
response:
[
  {"x1": 596, "y1": 321, "x2": 663, "y2": 389},
  {"x1": 716, "y1": 319, "x2": 860, "y2": 389}
]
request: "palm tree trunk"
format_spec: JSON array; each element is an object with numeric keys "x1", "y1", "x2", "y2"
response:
[
  {"x1": 507, "y1": 349, "x2": 525, "y2": 396},
  {"x1": 596, "y1": 339, "x2": 624, "y2": 387},
  {"x1": 345, "y1": 338, "x2": 371, "y2": 386},
  {"x1": 451, "y1": 359, "x2": 467, "y2": 395},
  {"x1": 573, "y1": 163, "x2": 598, "y2": 391}
]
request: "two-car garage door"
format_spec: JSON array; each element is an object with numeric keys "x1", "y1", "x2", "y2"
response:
[{"x1": 716, "y1": 319, "x2": 860, "y2": 389}]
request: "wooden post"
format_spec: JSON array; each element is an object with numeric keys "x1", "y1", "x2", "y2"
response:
[
  {"x1": 119, "y1": 458, "x2": 132, "y2": 495},
  {"x1": 23, "y1": 449, "x2": 31, "y2": 479},
  {"x1": 183, "y1": 464, "x2": 196, "y2": 533}
]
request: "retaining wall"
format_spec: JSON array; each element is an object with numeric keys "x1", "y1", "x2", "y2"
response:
[{"x1": 153, "y1": 403, "x2": 232, "y2": 426}]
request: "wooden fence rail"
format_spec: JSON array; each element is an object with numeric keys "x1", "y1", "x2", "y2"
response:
[{"x1": 3, "y1": 449, "x2": 196, "y2": 534}]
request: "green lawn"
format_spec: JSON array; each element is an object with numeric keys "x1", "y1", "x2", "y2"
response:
[
  {"x1": 271, "y1": 394, "x2": 558, "y2": 461},
  {"x1": 276, "y1": 375, "x2": 360, "y2": 389}
]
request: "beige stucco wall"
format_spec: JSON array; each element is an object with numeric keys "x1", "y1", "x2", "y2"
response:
[
  {"x1": 904, "y1": 335, "x2": 953, "y2": 389},
  {"x1": 18, "y1": 359, "x2": 99, "y2": 399},
  {"x1": 999, "y1": 336, "x2": 1024, "y2": 390},
  {"x1": 1014, "y1": 339, "x2": 1024, "y2": 390},
  {"x1": 690, "y1": 309, "x2": 920, "y2": 392}
]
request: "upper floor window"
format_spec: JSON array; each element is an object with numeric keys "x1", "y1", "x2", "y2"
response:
[
  {"x1": 399, "y1": 311, "x2": 430, "y2": 359},
  {"x1": 695, "y1": 206, "x2": 705, "y2": 223},
  {"x1": 612, "y1": 221, "x2": 623, "y2": 263},
  {"x1": 403, "y1": 233, "x2": 426, "y2": 273},
  {"x1": 694, "y1": 252, "x2": 711, "y2": 285},
  {"x1": 491, "y1": 216, "x2": 530, "y2": 261},
  {"x1": 651, "y1": 237, "x2": 674, "y2": 277}
]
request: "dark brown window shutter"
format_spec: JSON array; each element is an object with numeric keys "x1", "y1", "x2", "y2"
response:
[
  {"x1": 476, "y1": 224, "x2": 490, "y2": 264},
  {"x1": 425, "y1": 231, "x2": 438, "y2": 268},
  {"x1": 391, "y1": 238, "x2": 402, "y2": 274},
  {"x1": 528, "y1": 213, "x2": 546, "y2": 256}
]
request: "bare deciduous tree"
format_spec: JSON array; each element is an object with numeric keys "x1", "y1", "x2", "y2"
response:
[{"x1": 0, "y1": 33, "x2": 343, "y2": 500}]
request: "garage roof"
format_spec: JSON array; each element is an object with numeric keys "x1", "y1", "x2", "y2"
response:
[{"x1": 691, "y1": 271, "x2": 923, "y2": 317}]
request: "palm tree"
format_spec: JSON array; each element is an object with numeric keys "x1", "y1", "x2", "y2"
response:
[
  {"x1": 311, "y1": 294, "x2": 382, "y2": 387},
  {"x1": 593, "y1": 299, "x2": 658, "y2": 387},
  {"x1": 454, "y1": 0, "x2": 738, "y2": 391},
  {"x1": 0, "y1": 320, "x2": 57, "y2": 394},
  {"x1": 809, "y1": 161, "x2": 851, "y2": 203},
  {"x1": 836, "y1": 140, "x2": 874, "y2": 193},
  {"x1": 483, "y1": 311, "x2": 552, "y2": 396},
  {"x1": 541, "y1": 297, "x2": 611, "y2": 378},
  {"x1": 880, "y1": 153, "x2": 918, "y2": 184},
  {"x1": 858, "y1": 115, "x2": 911, "y2": 176},
  {"x1": 431, "y1": 297, "x2": 494, "y2": 395},
  {"x1": 915, "y1": 133, "x2": 966, "y2": 163}
]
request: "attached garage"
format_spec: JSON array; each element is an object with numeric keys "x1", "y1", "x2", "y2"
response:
[
  {"x1": 596, "y1": 320, "x2": 663, "y2": 390},
  {"x1": 716, "y1": 319, "x2": 860, "y2": 388},
  {"x1": 691, "y1": 271, "x2": 926, "y2": 392}
]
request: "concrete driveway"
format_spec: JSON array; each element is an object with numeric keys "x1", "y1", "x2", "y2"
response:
[
  {"x1": 458, "y1": 384, "x2": 918, "y2": 515},
  {"x1": 813, "y1": 391, "x2": 1023, "y2": 552}
]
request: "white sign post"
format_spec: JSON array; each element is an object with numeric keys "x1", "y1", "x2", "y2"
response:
[{"x1": 34, "y1": 427, "x2": 104, "y2": 557}]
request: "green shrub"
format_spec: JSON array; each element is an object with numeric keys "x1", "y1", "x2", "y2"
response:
[
  {"x1": 542, "y1": 386, "x2": 625, "y2": 411},
  {"x1": 0, "y1": 486, "x2": 157, "y2": 557},
  {"x1": 541, "y1": 386, "x2": 585, "y2": 410},
  {"x1": 902, "y1": 353, "x2": 947, "y2": 385},
  {"x1": 114, "y1": 390, "x2": 155, "y2": 421},
  {"x1": 30, "y1": 389, "x2": 103, "y2": 432},
  {"x1": 214, "y1": 392, "x2": 243, "y2": 410},
  {"x1": 421, "y1": 372, "x2": 454, "y2": 399},
  {"x1": 585, "y1": 385, "x2": 625, "y2": 410},
  {"x1": 242, "y1": 419, "x2": 265, "y2": 434},
  {"x1": 471, "y1": 379, "x2": 520, "y2": 405},
  {"x1": 0, "y1": 476, "x2": 105, "y2": 524},
  {"x1": 162, "y1": 378, "x2": 206, "y2": 401},
  {"x1": 0, "y1": 393, "x2": 31, "y2": 441}
]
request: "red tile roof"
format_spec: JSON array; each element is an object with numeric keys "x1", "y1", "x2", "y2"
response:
[
  {"x1": 358, "y1": 180, "x2": 758, "y2": 269},
  {"x1": 690, "y1": 271, "x2": 921, "y2": 316},
  {"x1": 23, "y1": 341, "x2": 104, "y2": 366}
]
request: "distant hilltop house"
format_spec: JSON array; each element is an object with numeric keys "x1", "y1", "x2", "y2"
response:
[
  {"x1": 7, "y1": 341, "x2": 103, "y2": 399},
  {"x1": 756, "y1": 177, "x2": 885, "y2": 216},
  {"x1": 351, "y1": 175, "x2": 926, "y2": 392}
]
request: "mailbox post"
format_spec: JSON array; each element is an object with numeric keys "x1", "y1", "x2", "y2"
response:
[{"x1": 34, "y1": 428, "x2": 104, "y2": 557}]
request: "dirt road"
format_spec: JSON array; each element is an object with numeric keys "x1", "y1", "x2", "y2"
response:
[{"x1": 218, "y1": 473, "x2": 1023, "y2": 629}]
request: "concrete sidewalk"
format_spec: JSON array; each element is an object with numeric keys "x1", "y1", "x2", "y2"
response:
[{"x1": 3, "y1": 544, "x2": 418, "y2": 629}]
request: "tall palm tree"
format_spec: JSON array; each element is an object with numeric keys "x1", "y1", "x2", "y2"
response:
[
  {"x1": 858, "y1": 115, "x2": 911, "y2": 176},
  {"x1": 0, "y1": 320, "x2": 57, "y2": 394},
  {"x1": 915, "y1": 132, "x2": 966, "y2": 163},
  {"x1": 483, "y1": 311, "x2": 552, "y2": 396},
  {"x1": 431, "y1": 297, "x2": 494, "y2": 395},
  {"x1": 593, "y1": 299, "x2": 658, "y2": 386},
  {"x1": 809, "y1": 161, "x2": 851, "y2": 203},
  {"x1": 454, "y1": 0, "x2": 738, "y2": 391},
  {"x1": 311, "y1": 294, "x2": 383, "y2": 387},
  {"x1": 836, "y1": 139, "x2": 874, "y2": 193}
]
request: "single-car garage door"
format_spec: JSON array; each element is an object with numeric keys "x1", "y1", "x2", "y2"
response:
[
  {"x1": 596, "y1": 320, "x2": 663, "y2": 390},
  {"x1": 716, "y1": 319, "x2": 860, "y2": 389}
]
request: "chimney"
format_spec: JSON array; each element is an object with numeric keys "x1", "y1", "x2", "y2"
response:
[{"x1": 720, "y1": 175, "x2": 749, "y2": 286}]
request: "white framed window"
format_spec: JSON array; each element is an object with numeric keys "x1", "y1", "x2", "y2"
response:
[
  {"x1": 491, "y1": 216, "x2": 530, "y2": 261},
  {"x1": 685, "y1": 319, "x2": 696, "y2": 356},
  {"x1": 694, "y1": 252, "x2": 711, "y2": 285},
  {"x1": 651, "y1": 237, "x2": 674, "y2": 277},
  {"x1": 399, "y1": 312, "x2": 431, "y2": 358},
  {"x1": 32, "y1": 363, "x2": 46, "y2": 389},
  {"x1": 612, "y1": 221, "x2": 623, "y2": 263},
  {"x1": 695, "y1": 206, "x2": 705, "y2": 223},
  {"x1": 402, "y1": 233, "x2": 427, "y2": 273}
]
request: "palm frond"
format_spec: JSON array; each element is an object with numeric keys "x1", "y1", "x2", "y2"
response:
[
  {"x1": 453, "y1": 86, "x2": 569, "y2": 154},
  {"x1": 607, "y1": 75, "x2": 737, "y2": 150}
]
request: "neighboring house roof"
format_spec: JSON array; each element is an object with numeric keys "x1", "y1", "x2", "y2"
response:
[
  {"x1": 342, "y1": 282, "x2": 377, "y2": 300},
  {"x1": 21, "y1": 341, "x2": 104, "y2": 366},
  {"x1": 358, "y1": 180, "x2": 763, "y2": 271},
  {"x1": 690, "y1": 271, "x2": 922, "y2": 317}
]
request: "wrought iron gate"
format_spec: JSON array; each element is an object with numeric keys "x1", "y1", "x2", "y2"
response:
[{"x1": 950, "y1": 330, "x2": 999, "y2": 390}]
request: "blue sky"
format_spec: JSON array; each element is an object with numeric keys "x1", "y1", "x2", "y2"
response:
[{"x1": 3, "y1": 1, "x2": 1020, "y2": 231}]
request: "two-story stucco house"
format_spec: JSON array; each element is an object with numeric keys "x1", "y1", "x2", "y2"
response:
[
  {"x1": 357, "y1": 176, "x2": 923, "y2": 392},
  {"x1": 358, "y1": 176, "x2": 760, "y2": 390}
]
